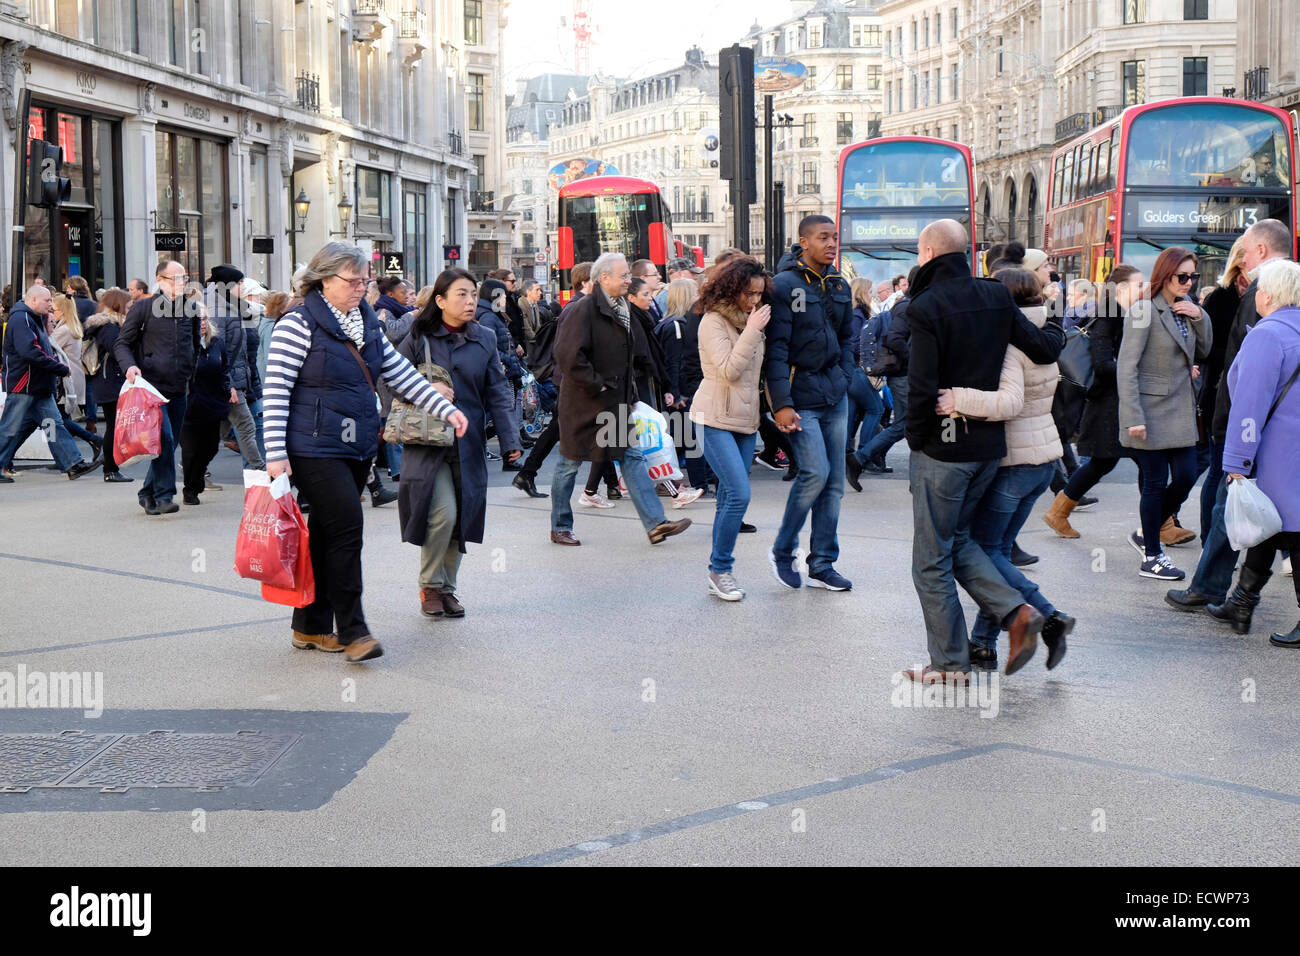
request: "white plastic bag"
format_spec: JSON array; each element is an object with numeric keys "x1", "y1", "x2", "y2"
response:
[
  {"x1": 1224, "y1": 477, "x2": 1283, "y2": 552},
  {"x1": 628, "y1": 401, "x2": 683, "y2": 483}
]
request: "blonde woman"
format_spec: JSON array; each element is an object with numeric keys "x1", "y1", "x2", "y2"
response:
[
  {"x1": 50, "y1": 293, "x2": 102, "y2": 459},
  {"x1": 85, "y1": 288, "x2": 134, "y2": 481}
]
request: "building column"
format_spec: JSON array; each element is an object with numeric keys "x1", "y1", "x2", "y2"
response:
[
  {"x1": 121, "y1": 114, "x2": 158, "y2": 283},
  {"x1": 426, "y1": 178, "x2": 441, "y2": 278}
]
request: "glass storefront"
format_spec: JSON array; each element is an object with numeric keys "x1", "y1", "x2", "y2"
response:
[
  {"x1": 154, "y1": 126, "x2": 229, "y2": 281},
  {"x1": 22, "y1": 104, "x2": 123, "y2": 291},
  {"x1": 403, "y1": 187, "x2": 428, "y2": 287},
  {"x1": 247, "y1": 148, "x2": 271, "y2": 284}
]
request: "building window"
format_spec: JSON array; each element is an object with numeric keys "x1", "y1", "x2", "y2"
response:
[
  {"x1": 922, "y1": 16, "x2": 929, "y2": 47},
  {"x1": 248, "y1": 147, "x2": 270, "y2": 282},
  {"x1": 468, "y1": 73, "x2": 485, "y2": 131},
  {"x1": 356, "y1": 167, "x2": 393, "y2": 237},
  {"x1": 886, "y1": 80, "x2": 893, "y2": 113},
  {"x1": 952, "y1": 123, "x2": 959, "y2": 141},
  {"x1": 952, "y1": 6, "x2": 959, "y2": 37},
  {"x1": 837, "y1": 112, "x2": 853, "y2": 145},
  {"x1": 808, "y1": 23, "x2": 822, "y2": 47},
  {"x1": 1122, "y1": 59, "x2": 1146, "y2": 104},
  {"x1": 464, "y1": 0, "x2": 483, "y2": 45},
  {"x1": 802, "y1": 161, "x2": 818, "y2": 191},
  {"x1": 1184, "y1": 0, "x2": 1208, "y2": 17},
  {"x1": 403, "y1": 187, "x2": 428, "y2": 287},
  {"x1": 911, "y1": 73, "x2": 918, "y2": 108},
  {"x1": 935, "y1": 12, "x2": 941, "y2": 40},
  {"x1": 471, "y1": 154, "x2": 485, "y2": 195},
  {"x1": 951, "y1": 62, "x2": 959, "y2": 99},
  {"x1": 803, "y1": 113, "x2": 816, "y2": 143},
  {"x1": 867, "y1": 65, "x2": 880, "y2": 90},
  {"x1": 804, "y1": 66, "x2": 817, "y2": 91},
  {"x1": 997, "y1": 36, "x2": 1004, "y2": 73},
  {"x1": 852, "y1": 23, "x2": 881, "y2": 46},
  {"x1": 911, "y1": 20, "x2": 917, "y2": 51},
  {"x1": 153, "y1": 128, "x2": 228, "y2": 281},
  {"x1": 1183, "y1": 56, "x2": 1208, "y2": 96},
  {"x1": 1123, "y1": 0, "x2": 1147, "y2": 24},
  {"x1": 837, "y1": 65, "x2": 853, "y2": 90},
  {"x1": 935, "y1": 68, "x2": 942, "y2": 104}
]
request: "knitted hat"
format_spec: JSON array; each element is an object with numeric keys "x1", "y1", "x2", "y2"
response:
[
  {"x1": 208, "y1": 264, "x2": 245, "y2": 285},
  {"x1": 1023, "y1": 248, "x2": 1048, "y2": 273}
]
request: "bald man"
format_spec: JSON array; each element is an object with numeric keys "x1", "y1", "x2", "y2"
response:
[
  {"x1": 0, "y1": 285, "x2": 99, "y2": 481},
  {"x1": 902, "y1": 218, "x2": 1066, "y2": 682}
]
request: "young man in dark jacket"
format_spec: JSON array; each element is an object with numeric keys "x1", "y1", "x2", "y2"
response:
[
  {"x1": 114, "y1": 259, "x2": 202, "y2": 514},
  {"x1": 765, "y1": 215, "x2": 855, "y2": 591},
  {"x1": 0, "y1": 285, "x2": 98, "y2": 482},
  {"x1": 903, "y1": 219, "x2": 1065, "y2": 681}
]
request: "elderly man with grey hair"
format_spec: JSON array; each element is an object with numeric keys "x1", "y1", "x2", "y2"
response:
[
  {"x1": 0, "y1": 284, "x2": 100, "y2": 482},
  {"x1": 548, "y1": 251, "x2": 691, "y2": 546}
]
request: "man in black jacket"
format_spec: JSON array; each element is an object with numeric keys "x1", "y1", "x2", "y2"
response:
[
  {"x1": 203, "y1": 265, "x2": 265, "y2": 471},
  {"x1": 114, "y1": 259, "x2": 202, "y2": 515},
  {"x1": 904, "y1": 219, "x2": 1066, "y2": 681},
  {"x1": 1168, "y1": 218, "x2": 1294, "y2": 610}
]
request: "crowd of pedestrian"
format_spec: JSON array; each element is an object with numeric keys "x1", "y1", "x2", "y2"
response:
[{"x1": 4, "y1": 213, "x2": 1298, "y2": 671}]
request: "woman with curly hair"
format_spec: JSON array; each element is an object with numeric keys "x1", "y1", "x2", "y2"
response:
[{"x1": 691, "y1": 257, "x2": 771, "y2": 601}]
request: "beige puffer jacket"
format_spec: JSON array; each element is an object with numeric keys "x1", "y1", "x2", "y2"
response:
[
  {"x1": 948, "y1": 304, "x2": 1063, "y2": 467},
  {"x1": 689, "y1": 302, "x2": 766, "y2": 434}
]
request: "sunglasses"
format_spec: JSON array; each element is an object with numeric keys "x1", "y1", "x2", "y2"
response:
[{"x1": 1174, "y1": 272, "x2": 1200, "y2": 284}]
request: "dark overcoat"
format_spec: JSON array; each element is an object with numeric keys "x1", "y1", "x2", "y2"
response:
[
  {"x1": 396, "y1": 320, "x2": 518, "y2": 548},
  {"x1": 553, "y1": 289, "x2": 637, "y2": 463}
]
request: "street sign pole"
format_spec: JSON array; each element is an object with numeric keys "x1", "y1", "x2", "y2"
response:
[{"x1": 764, "y1": 94, "x2": 774, "y2": 273}]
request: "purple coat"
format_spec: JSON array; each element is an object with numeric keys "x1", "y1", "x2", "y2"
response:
[{"x1": 1222, "y1": 305, "x2": 1300, "y2": 531}]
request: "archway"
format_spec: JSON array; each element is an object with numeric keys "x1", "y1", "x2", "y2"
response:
[
  {"x1": 1004, "y1": 177, "x2": 1018, "y2": 243},
  {"x1": 1024, "y1": 173, "x2": 1039, "y2": 249}
]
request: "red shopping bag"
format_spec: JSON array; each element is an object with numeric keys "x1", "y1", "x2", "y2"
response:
[
  {"x1": 261, "y1": 496, "x2": 314, "y2": 608},
  {"x1": 235, "y1": 471, "x2": 300, "y2": 590},
  {"x1": 114, "y1": 377, "x2": 167, "y2": 467}
]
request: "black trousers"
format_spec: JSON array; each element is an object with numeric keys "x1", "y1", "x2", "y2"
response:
[
  {"x1": 585, "y1": 460, "x2": 617, "y2": 494},
  {"x1": 289, "y1": 456, "x2": 372, "y2": 642},
  {"x1": 520, "y1": 410, "x2": 560, "y2": 480},
  {"x1": 1244, "y1": 532, "x2": 1300, "y2": 608},
  {"x1": 99, "y1": 400, "x2": 120, "y2": 475},
  {"x1": 180, "y1": 416, "x2": 222, "y2": 498}
]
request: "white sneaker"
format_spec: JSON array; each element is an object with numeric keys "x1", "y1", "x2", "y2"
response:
[
  {"x1": 708, "y1": 571, "x2": 745, "y2": 601},
  {"x1": 579, "y1": 491, "x2": 614, "y2": 509},
  {"x1": 673, "y1": 486, "x2": 704, "y2": 508}
]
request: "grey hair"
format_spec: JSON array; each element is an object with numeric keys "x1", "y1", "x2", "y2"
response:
[
  {"x1": 591, "y1": 252, "x2": 628, "y2": 285},
  {"x1": 298, "y1": 242, "x2": 368, "y2": 295},
  {"x1": 1255, "y1": 258, "x2": 1300, "y2": 309},
  {"x1": 519, "y1": 279, "x2": 538, "y2": 294}
]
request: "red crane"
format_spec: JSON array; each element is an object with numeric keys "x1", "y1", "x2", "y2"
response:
[{"x1": 572, "y1": 0, "x2": 592, "y2": 75}]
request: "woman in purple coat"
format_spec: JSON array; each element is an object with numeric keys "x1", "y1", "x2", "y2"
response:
[{"x1": 1212, "y1": 258, "x2": 1300, "y2": 645}]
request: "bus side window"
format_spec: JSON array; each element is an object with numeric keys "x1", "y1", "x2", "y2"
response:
[
  {"x1": 1108, "y1": 127, "x2": 1120, "y2": 190},
  {"x1": 1063, "y1": 149, "x2": 1075, "y2": 205},
  {"x1": 1080, "y1": 147, "x2": 1093, "y2": 200},
  {"x1": 1097, "y1": 141, "x2": 1110, "y2": 195},
  {"x1": 1053, "y1": 153, "x2": 1065, "y2": 209}
]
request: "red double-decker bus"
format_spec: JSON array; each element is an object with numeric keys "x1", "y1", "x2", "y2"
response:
[
  {"x1": 836, "y1": 136, "x2": 977, "y2": 283},
  {"x1": 556, "y1": 176, "x2": 673, "y2": 303},
  {"x1": 1045, "y1": 97, "x2": 1296, "y2": 288}
]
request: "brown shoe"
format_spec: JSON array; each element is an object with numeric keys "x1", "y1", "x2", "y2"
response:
[
  {"x1": 420, "y1": 588, "x2": 445, "y2": 617},
  {"x1": 438, "y1": 591, "x2": 465, "y2": 617},
  {"x1": 223, "y1": 438, "x2": 240, "y2": 454},
  {"x1": 901, "y1": 665, "x2": 970, "y2": 685},
  {"x1": 1160, "y1": 516, "x2": 1196, "y2": 546},
  {"x1": 1005, "y1": 604, "x2": 1044, "y2": 675},
  {"x1": 550, "y1": 530, "x2": 581, "y2": 546},
  {"x1": 1042, "y1": 491, "x2": 1080, "y2": 538},
  {"x1": 648, "y1": 517, "x2": 692, "y2": 544},
  {"x1": 291, "y1": 630, "x2": 344, "y2": 652},
  {"x1": 343, "y1": 635, "x2": 383, "y2": 663}
]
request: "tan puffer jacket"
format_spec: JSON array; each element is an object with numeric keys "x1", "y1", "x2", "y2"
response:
[
  {"x1": 689, "y1": 302, "x2": 766, "y2": 434},
  {"x1": 948, "y1": 304, "x2": 1063, "y2": 467}
]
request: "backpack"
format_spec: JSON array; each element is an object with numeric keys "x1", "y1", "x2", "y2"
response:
[
  {"x1": 530, "y1": 315, "x2": 559, "y2": 383},
  {"x1": 81, "y1": 336, "x2": 102, "y2": 377},
  {"x1": 857, "y1": 310, "x2": 886, "y2": 375}
]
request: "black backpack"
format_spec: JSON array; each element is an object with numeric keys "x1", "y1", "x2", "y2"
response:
[{"x1": 530, "y1": 315, "x2": 559, "y2": 383}]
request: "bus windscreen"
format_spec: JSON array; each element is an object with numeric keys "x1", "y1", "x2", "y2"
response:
[
  {"x1": 1125, "y1": 103, "x2": 1292, "y2": 189},
  {"x1": 563, "y1": 194, "x2": 657, "y2": 263},
  {"x1": 841, "y1": 141, "x2": 970, "y2": 208}
]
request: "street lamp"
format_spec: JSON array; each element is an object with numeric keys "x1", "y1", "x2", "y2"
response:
[
  {"x1": 331, "y1": 196, "x2": 353, "y2": 236},
  {"x1": 291, "y1": 189, "x2": 311, "y2": 234}
]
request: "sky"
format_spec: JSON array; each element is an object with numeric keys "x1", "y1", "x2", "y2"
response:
[{"x1": 504, "y1": 0, "x2": 795, "y2": 87}]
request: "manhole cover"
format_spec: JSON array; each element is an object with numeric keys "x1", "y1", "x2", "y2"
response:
[{"x1": 0, "y1": 731, "x2": 299, "y2": 791}]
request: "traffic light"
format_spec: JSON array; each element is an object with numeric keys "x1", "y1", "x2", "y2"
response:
[
  {"x1": 26, "y1": 139, "x2": 71, "y2": 209},
  {"x1": 718, "y1": 45, "x2": 756, "y2": 206}
]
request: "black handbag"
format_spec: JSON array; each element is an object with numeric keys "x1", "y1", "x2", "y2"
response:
[{"x1": 1057, "y1": 316, "x2": 1098, "y2": 391}]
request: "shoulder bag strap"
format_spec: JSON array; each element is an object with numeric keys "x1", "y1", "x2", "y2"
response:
[
  {"x1": 343, "y1": 339, "x2": 378, "y2": 395},
  {"x1": 1263, "y1": 361, "x2": 1300, "y2": 429}
]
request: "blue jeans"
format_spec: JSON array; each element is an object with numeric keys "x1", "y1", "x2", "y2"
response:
[
  {"x1": 857, "y1": 375, "x2": 908, "y2": 465},
  {"x1": 1199, "y1": 437, "x2": 1221, "y2": 545},
  {"x1": 1131, "y1": 446, "x2": 1198, "y2": 558},
  {"x1": 1190, "y1": 471, "x2": 1238, "y2": 602},
  {"x1": 699, "y1": 425, "x2": 756, "y2": 574},
  {"x1": 551, "y1": 445, "x2": 666, "y2": 535},
  {"x1": 846, "y1": 367, "x2": 883, "y2": 454},
  {"x1": 0, "y1": 392, "x2": 84, "y2": 471},
  {"x1": 910, "y1": 451, "x2": 1027, "y2": 671},
  {"x1": 60, "y1": 410, "x2": 103, "y2": 452},
  {"x1": 142, "y1": 395, "x2": 188, "y2": 504},
  {"x1": 386, "y1": 440, "x2": 404, "y2": 478},
  {"x1": 969, "y1": 462, "x2": 1058, "y2": 648},
  {"x1": 773, "y1": 395, "x2": 847, "y2": 575}
]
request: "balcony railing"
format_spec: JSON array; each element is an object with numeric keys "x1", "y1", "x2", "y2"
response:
[
  {"x1": 799, "y1": 136, "x2": 819, "y2": 148},
  {"x1": 797, "y1": 183, "x2": 819, "y2": 195},
  {"x1": 400, "y1": 9, "x2": 425, "y2": 39},
  {"x1": 675, "y1": 211, "x2": 714, "y2": 223},
  {"x1": 1055, "y1": 111, "x2": 1090, "y2": 143},
  {"x1": 1244, "y1": 65, "x2": 1270, "y2": 101},
  {"x1": 470, "y1": 190, "x2": 495, "y2": 212},
  {"x1": 296, "y1": 73, "x2": 320, "y2": 113},
  {"x1": 447, "y1": 130, "x2": 464, "y2": 156},
  {"x1": 355, "y1": 0, "x2": 388, "y2": 15}
]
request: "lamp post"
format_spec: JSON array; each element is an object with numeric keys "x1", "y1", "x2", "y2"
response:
[
  {"x1": 331, "y1": 196, "x2": 353, "y2": 236},
  {"x1": 292, "y1": 190, "x2": 311, "y2": 233}
]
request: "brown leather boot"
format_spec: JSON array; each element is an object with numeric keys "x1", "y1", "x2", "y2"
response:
[
  {"x1": 291, "y1": 631, "x2": 344, "y2": 652},
  {"x1": 1160, "y1": 516, "x2": 1197, "y2": 546},
  {"x1": 343, "y1": 635, "x2": 383, "y2": 663},
  {"x1": 420, "y1": 588, "x2": 445, "y2": 617},
  {"x1": 1005, "y1": 605, "x2": 1044, "y2": 675},
  {"x1": 1042, "y1": 491, "x2": 1080, "y2": 538}
]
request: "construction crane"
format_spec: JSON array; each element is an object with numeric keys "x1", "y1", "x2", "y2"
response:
[{"x1": 572, "y1": 0, "x2": 592, "y2": 75}]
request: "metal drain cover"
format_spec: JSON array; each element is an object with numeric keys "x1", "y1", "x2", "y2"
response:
[{"x1": 0, "y1": 730, "x2": 299, "y2": 791}]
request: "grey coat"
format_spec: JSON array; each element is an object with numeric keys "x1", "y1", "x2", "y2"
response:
[
  {"x1": 1117, "y1": 292, "x2": 1212, "y2": 451},
  {"x1": 203, "y1": 285, "x2": 252, "y2": 393}
]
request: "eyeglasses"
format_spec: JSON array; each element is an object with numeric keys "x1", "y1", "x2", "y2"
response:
[
  {"x1": 1174, "y1": 272, "x2": 1200, "y2": 284},
  {"x1": 163, "y1": 272, "x2": 188, "y2": 282},
  {"x1": 332, "y1": 275, "x2": 368, "y2": 289}
]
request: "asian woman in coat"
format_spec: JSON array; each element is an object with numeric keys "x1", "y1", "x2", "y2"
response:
[{"x1": 398, "y1": 268, "x2": 522, "y2": 619}]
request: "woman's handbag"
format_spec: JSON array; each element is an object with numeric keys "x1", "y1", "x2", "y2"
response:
[
  {"x1": 1057, "y1": 316, "x2": 1098, "y2": 391},
  {"x1": 383, "y1": 337, "x2": 455, "y2": 447}
]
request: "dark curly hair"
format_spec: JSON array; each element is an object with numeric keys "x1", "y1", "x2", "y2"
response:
[{"x1": 698, "y1": 256, "x2": 770, "y2": 314}]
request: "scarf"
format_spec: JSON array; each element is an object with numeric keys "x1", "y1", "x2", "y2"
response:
[
  {"x1": 324, "y1": 296, "x2": 366, "y2": 348},
  {"x1": 599, "y1": 286, "x2": 630, "y2": 332}
]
